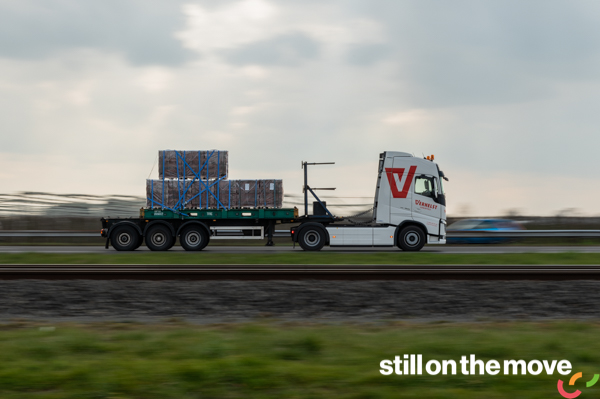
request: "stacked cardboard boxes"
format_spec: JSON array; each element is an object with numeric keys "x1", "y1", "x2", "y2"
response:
[
  {"x1": 146, "y1": 150, "x2": 283, "y2": 209},
  {"x1": 158, "y1": 150, "x2": 228, "y2": 180}
]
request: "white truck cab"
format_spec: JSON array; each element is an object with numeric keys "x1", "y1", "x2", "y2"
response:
[{"x1": 294, "y1": 151, "x2": 447, "y2": 251}]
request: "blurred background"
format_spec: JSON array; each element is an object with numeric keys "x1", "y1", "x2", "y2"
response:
[{"x1": 1, "y1": 191, "x2": 599, "y2": 245}]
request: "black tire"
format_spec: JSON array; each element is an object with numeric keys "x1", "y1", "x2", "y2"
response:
[
  {"x1": 110, "y1": 224, "x2": 139, "y2": 251},
  {"x1": 397, "y1": 225, "x2": 426, "y2": 251},
  {"x1": 298, "y1": 226, "x2": 326, "y2": 251},
  {"x1": 133, "y1": 234, "x2": 143, "y2": 250},
  {"x1": 180, "y1": 226, "x2": 209, "y2": 251},
  {"x1": 145, "y1": 224, "x2": 175, "y2": 251}
]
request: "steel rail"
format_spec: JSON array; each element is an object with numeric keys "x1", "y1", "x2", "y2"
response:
[{"x1": 1, "y1": 264, "x2": 600, "y2": 280}]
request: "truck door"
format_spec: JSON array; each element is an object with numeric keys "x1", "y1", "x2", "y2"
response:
[
  {"x1": 411, "y1": 174, "x2": 442, "y2": 235},
  {"x1": 387, "y1": 157, "x2": 415, "y2": 225}
]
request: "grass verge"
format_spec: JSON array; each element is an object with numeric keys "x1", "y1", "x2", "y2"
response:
[
  {"x1": 1, "y1": 252, "x2": 600, "y2": 264},
  {"x1": 0, "y1": 320, "x2": 597, "y2": 398}
]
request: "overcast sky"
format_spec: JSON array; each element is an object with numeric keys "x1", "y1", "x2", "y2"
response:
[{"x1": 1, "y1": 0, "x2": 600, "y2": 216}]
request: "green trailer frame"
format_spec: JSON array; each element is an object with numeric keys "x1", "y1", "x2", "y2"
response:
[{"x1": 142, "y1": 208, "x2": 297, "y2": 221}]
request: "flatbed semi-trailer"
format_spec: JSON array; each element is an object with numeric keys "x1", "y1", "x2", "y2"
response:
[
  {"x1": 101, "y1": 151, "x2": 448, "y2": 252},
  {"x1": 101, "y1": 207, "x2": 301, "y2": 251}
]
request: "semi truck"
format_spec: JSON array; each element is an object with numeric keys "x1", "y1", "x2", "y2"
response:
[{"x1": 100, "y1": 151, "x2": 448, "y2": 251}]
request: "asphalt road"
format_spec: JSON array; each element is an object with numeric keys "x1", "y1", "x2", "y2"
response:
[{"x1": 1, "y1": 245, "x2": 599, "y2": 254}]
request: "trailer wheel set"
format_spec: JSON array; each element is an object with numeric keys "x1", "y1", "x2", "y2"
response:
[{"x1": 106, "y1": 220, "x2": 427, "y2": 252}]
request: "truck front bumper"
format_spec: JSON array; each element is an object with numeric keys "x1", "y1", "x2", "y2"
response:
[{"x1": 427, "y1": 235, "x2": 446, "y2": 244}]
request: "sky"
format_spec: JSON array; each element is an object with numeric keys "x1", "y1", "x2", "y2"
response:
[{"x1": 1, "y1": 0, "x2": 600, "y2": 217}]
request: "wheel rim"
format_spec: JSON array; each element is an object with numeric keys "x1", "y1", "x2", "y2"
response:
[
  {"x1": 117, "y1": 232, "x2": 132, "y2": 246},
  {"x1": 404, "y1": 231, "x2": 420, "y2": 247},
  {"x1": 305, "y1": 230, "x2": 320, "y2": 247},
  {"x1": 185, "y1": 231, "x2": 202, "y2": 247},
  {"x1": 151, "y1": 231, "x2": 167, "y2": 247}
]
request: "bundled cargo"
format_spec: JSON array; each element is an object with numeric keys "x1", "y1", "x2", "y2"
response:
[
  {"x1": 146, "y1": 179, "x2": 165, "y2": 209},
  {"x1": 208, "y1": 180, "x2": 238, "y2": 209},
  {"x1": 146, "y1": 179, "x2": 193, "y2": 209},
  {"x1": 148, "y1": 149, "x2": 283, "y2": 210},
  {"x1": 146, "y1": 179, "x2": 283, "y2": 209},
  {"x1": 212, "y1": 180, "x2": 283, "y2": 208},
  {"x1": 158, "y1": 150, "x2": 228, "y2": 180},
  {"x1": 258, "y1": 179, "x2": 283, "y2": 208},
  {"x1": 234, "y1": 180, "x2": 259, "y2": 208}
]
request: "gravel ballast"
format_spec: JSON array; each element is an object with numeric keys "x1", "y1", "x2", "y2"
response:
[{"x1": 0, "y1": 280, "x2": 598, "y2": 322}]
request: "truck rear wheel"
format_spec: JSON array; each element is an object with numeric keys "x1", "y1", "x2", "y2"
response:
[
  {"x1": 111, "y1": 225, "x2": 139, "y2": 251},
  {"x1": 133, "y1": 234, "x2": 143, "y2": 250},
  {"x1": 180, "y1": 226, "x2": 209, "y2": 251},
  {"x1": 397, "y1": 225, "x2": 425, "y2": 252},
  {"x1": 146, "y1": 225, "x2": 175, "y2": 251},
  {"x1": 298, "y1": 226, "x2": 326, "y2": 251}
]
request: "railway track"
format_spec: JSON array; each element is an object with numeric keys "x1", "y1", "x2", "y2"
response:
[{"x1": 1, "y1": 264, "x2": 600, "y2": 280}]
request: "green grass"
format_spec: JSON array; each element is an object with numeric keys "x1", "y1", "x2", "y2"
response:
[
  {"x1": 1, "y1": 252, "x2": 600, "y2": 264},
  {"x1": 0, "y1": 321, "x2": 598, "y2": 398}
]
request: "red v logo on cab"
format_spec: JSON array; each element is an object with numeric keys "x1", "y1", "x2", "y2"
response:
[{"x1": 385, "y1": 166, "x2": 417, "y2": 198}]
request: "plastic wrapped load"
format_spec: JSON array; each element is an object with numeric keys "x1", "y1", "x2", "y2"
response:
[
  {"x1": 209, "y1": 180, "x2": 283, "y2": 209},
  {"x1": 167, "y1": 180, "x2": 182, "y2": 209},
  {"x1": 146, "y1": 180, "x2": 196, "y2": 209},
  {"x1": 234, "y1": 180, "x2": 258, "y2": 208},
  {"x1": 146, "y1": 179, "x2": 164, "y2": 208},
  {"x1": 158, "y1": 150, "x2": 228, "y2": 180},
  {"x1": 185, "y1": 179, "x2": 200, "y2": 208},
  {"x1": 146, "y1": 179, "x2": 283, "y2": 209},
  {"x1": 258, "y1": 179, "x2": 283, "y2": 208},
  {"x1": 202, "y1": 150, "x2": 228, "y2": 180},
  {"x1": 201, "y1": 180, "x2": 222, "y2": 209},
  {"x1": 158, "y1": 151, "x2": 191, "y2": 180},
  {"x1": 223, "y1": 180, "x2": 283, "y2": 208},
  {"x1": 208, "y1": 180, "x2": 238, "y2": 209},
  {"x1": 170, "y1": 179, "x2": 199, "y2": 209}
]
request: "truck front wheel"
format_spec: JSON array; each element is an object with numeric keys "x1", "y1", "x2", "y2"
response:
[
  {"x1": 111, "y1": 225, "x2": 139, "y2": 251},
  {"x1": 146, "y1": 225, "x2": 175, "y2": 251},
  {"x1": 298, "y1": 226, "x2": 326, "y2": 251},
  {"x1": 180, "y1": 226, "x2": 209, "y2": 251},
  {"x1": 397, "y1": 226, "x2": 426, "y2": 252}
]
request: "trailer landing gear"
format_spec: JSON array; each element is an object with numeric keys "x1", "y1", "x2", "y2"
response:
[{"x1": 265, "y1": 221, "x2": 275, "y2": 246}]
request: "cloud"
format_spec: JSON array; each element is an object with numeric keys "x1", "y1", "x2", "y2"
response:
[
  {"x1": 223, "y1": 32, "x2": 320, "y2": 66},
  {"x1": 0, "y1": 0, "x2": 192, "y2": 66},
  {"x1": 177, "y1": 0, "x2": 384, "y2": 64},
  {"x1": 176, "y1": 0, "x2": 278, "y2": 53},
  {"x1": 345, "y1": 44, "x2": 389, "y2": 66},
  {"x1": 355, "y1": 0, "x2": 600, "y2": 107}
]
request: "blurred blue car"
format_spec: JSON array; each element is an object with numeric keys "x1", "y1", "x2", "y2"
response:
[{"x1": 446, "y1": 218, "x2": 524, "y2": 244}]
